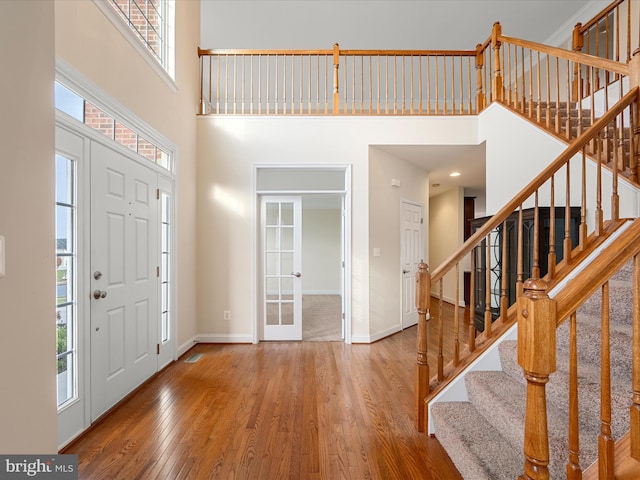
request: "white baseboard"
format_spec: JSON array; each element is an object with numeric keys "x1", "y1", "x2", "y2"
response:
[
  {"x1": 177, "y1": 336, "x2": 198, "y2": 358},
  {"x1": 350, "y1": 334, "x2": 371, "y2": 343},
  {"x1": 303, "y1": 290, "x2": 342, "y2": 295},
  {"x1": 196, "y1": 333, "x2": 253, "y2": 344},
  {"x1": 370, "y1": 324, "x2": 402, "y2": 343},
  {"x1": 352, "y1": 324, "x2": 403, "y2": 344}
]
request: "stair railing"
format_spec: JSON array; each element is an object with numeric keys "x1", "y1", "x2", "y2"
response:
[
  {"x1": 518, "y1": 217, "x2": 640, "y2": 479},
  {"x1": 415, "y1": 85, "x2": 640, "y2": 433},
  {"x1": 495, "y1": 30, "x2": 631, "y2": 143},
  {"x1": 573, "y1": 0, "x2": 639, "y2": 65}
]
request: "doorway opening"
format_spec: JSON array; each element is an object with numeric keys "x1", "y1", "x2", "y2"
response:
[{"x1": 255, "y1": 166, "x2": 351, "y2": 343}]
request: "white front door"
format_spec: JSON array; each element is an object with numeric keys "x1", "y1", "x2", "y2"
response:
[
  {"x1": 90, "y1": 141, "x2": 159, "y2": 420},
  {"x1": 401, "y1": 200, "x2": 423, "y2": 329},
  {"x1": 261, "y1": 196, "x2": 302, "y2": 340}
]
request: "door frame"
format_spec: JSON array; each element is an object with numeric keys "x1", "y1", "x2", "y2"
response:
[
  {"x1": 400, "y1": 199, "x2": 424, "y2": 330},
  {"x1": 253, "y1": 165, "x2": 352, "y2": 344},
  {"x1": 55, "y1": 63, "x2": 178, "y2": 448}
]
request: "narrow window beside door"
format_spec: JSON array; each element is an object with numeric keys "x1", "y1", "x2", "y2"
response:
[{"x1": 56, "y1": 154, "x2": 77, "y2": 408}]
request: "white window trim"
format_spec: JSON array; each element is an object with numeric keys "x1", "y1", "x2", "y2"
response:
[
  {"x1": 92, "y1": 0, "x2": 177, "y2": 93},
  {"x1": 56, "y1": 57, "x2": 179, "y2": 175}
]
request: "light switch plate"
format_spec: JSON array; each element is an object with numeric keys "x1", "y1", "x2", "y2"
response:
[{"x1": 0, "y1": 235, "x2": 4, "y2": 277}]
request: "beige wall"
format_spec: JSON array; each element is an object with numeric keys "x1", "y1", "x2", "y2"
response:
[
  {"x1": 0, "y1": 1, "x2": 57, "y2": 453},
  {"x1": 197, "y1": 115, "x2": 477, "y2": 343},
  {"x1": 55, "y1": 0, "x2": 200, "y2": 350},
  {"x1": 429, "y1": 188, "x2": 465, "y2": 305},
  {"x1": 302, "y1": 207, "x2": 342, "y2": 294},
  {"x1": 369, "y1": 147, "x2": 429, "y2": 338}
]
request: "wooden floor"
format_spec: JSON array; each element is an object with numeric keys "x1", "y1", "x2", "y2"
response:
[{"x1": 64, "y1": 313, "x2": 466, "y2": 479}]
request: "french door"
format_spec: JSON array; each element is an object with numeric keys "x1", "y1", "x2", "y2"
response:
[{"x1": 261, "y1": 196, "x2": 302, "y2": 340}]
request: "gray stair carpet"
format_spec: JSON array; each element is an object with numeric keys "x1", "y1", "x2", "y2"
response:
[{"x1": 431, "y1": 260, "x2": 633, "y2": 479}]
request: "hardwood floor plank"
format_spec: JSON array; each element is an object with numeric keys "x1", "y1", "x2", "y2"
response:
[{"x1": 64, "y1": 325, "x2": 463, "y2": 479}]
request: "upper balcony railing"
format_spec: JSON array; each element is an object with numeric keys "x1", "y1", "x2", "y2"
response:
[{"x1": 198, "y1": 43, "x2": 490, "y2": 116}]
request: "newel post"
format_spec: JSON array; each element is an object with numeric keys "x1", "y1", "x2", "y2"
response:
[
  {"x1": 630, "y1": 49, "x2": 640, "y2": 184},
  {"x1": 491, "y1": 22, "x2": 503, "y2": 102},
  {"x1": 475, "y1": 43, "x2": 486, "y2": 113},
  {"x1": 517, "y1": 278, "x2": 556, "y2": 480},
  {"x1": 571, "y1": 23, "x2": 584, "y2": 102},
  {"x1": 333, "y1": 43, "x2": 340, "y2": 114},
  {"x1": 415, "y1": 262, "x2": 431, "y2": 433}
]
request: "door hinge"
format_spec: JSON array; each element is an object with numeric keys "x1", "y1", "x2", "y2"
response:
[
  {"x1": 421, "y1": 217, "x2": 424, "y2": 224},
  {"x1": 342, "y1": 261, "x2": 345, "y2": 268},
  {"x1": 157, "y1": 266, "x2": 160, "y2": 277},
  {"x1": 157, "y1": 188, "x2": 160, "y2": 200},
  {"x1": 157, "y1": 343, "x2": 160, "y2": 355}
]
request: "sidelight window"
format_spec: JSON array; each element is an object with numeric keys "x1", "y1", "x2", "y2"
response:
[{"x1": 56, "y1": 154, "x2": 77, "y2": 408}]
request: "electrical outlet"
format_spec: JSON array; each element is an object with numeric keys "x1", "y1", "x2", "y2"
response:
[{"x1": 224, "y1": 310, "x2": 231, "y2": 321}]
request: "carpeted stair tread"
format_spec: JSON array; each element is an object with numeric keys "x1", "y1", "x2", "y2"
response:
[
  {"x1": 432, "y1": 257, "x2": 635, "y2": 478},
  {"x1": 464, "y1": 370, "x2": 601, "y2": 476},
  {"x1": 431, "y1": 401, "x2": 522, "y2": 480}
]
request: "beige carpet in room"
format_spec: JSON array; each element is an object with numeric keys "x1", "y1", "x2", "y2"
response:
[{"x1": 302, "y1": 294, "x2": 342, "y2": 341}]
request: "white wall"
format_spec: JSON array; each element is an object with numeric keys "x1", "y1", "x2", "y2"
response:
[
  {"x1": 0, "y1": 1, "x2": 57, "y2": 453},
  {"x1": 302, "y1": 207, "x2": 342, "y2": 294},
  {"x1": 55, "y1": 0, "x2": 201, "y2": 351},
  {"x1": 368, "y1": 147, "x2": 430, "y2": 339},
  {"x1": 480, "y1": 102, "x2": 639, "y2": 222},
  {"x1": 429, "y1": 188, "x2": 465, "y2": 305},
  {"x1": 197, "y1": 115, "x2": 477, "y2": 342}
]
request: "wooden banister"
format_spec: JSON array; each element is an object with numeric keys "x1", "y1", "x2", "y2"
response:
[
  {"x1": 578, "y1": 0, "x2": 626, "y2": 34},
  {"x1": 498, "y1": 35, "x2": 630, "y2": 76},
  {"x1": 431, "y1": 87, "x2": 639, "y2": 285}
]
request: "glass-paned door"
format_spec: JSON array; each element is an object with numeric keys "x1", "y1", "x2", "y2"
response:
[
  {"x1": 261, "y1": 196, "x2": 302, "y2": 340},
  {"x1": 56, "y1": 154, "x2": 77, "y2": 408}
]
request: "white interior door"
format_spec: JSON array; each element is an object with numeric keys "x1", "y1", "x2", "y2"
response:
[
  {"x1": 401, "y1": 200, "x2": 423, "y2": 329},
  {"x1": 90, "y1": 141, "x2": 159, "y2": 420},
  {"x1": 261, "y1": 196, "x2": 302, "y2": 340}
]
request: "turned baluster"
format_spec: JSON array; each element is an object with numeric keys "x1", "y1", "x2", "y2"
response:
[
  {"x1": 518, "y1": 278, "x2": 556, "y2": 480},
  {"x1": 415, "y1": 262, "x2": 431, "y2": 433},
  {"x1": 332, "y1": 43, "x2": 340, "y2": 114},
  {"x1": 566, "y1": 312, "x2": 582, "y2": 479},
  {"x1": 572, "y1": 23, "x2": 584, "y2": 102},
  {"x1": 599, "y1": 282, "x2": 614, "y2": 480},
  {"x1": 475, "y1": 43, "x2": 485, "y2": 113},
  {"x1": 492, "y1": 22, "x2": 503, "y2": 102}
]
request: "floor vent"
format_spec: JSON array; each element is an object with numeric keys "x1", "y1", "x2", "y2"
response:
[{"x1": 184, "y1": 353, "x2": 204, "y2": 363}]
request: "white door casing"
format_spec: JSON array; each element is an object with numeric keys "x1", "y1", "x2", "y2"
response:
[
  {"x1": 90, "y1": 141, "x2": 159, "y2": 420},
  {"x1": 261, "y1": 196, "x2": 302, "y2": 341},
  {"x1": 401, "y1": 200, "x2": 423, "y2": 329}
]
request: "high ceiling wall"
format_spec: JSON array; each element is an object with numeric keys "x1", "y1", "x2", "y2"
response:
[{"x1": 201, "y1": 1, "x2": 607, "y2": 50}]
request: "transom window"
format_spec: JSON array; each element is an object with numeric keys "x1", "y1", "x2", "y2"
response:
[{"x1": 55, "y1": 81, "x2": 172, "y2": 171}]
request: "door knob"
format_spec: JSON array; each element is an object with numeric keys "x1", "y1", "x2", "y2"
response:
[
  {"x1": 94, "y1": 271, "x2": 103, "y2": 280},
  {"x1": 291, "y1": 272, "x2": 302, "y2": 278},
  {"x1": 93, "y1": 290, "x2": 108, "y2": 299},
  {"x1": 403, "y1": 269, "x2": 410, "y2": 274}
]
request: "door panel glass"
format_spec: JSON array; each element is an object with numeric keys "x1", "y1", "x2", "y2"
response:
[
  {"x1": 266, "y1": 303, "x2": 279, "y2": 325},
  {"x1": 266, "y1": 203, "x2": 279, "y2": 225},
  {"x1": 281, "y1": 227, "x2": 293, "y2": 250},
  {"x1": 281, "y1": 203, "x2": 293, "y2": 225},
  {"x1": 266, "y1": 252, "x2": 279, "y2": 275},
  {"x1": 266, "y1": 227, "x2": 278, "y2": 250},
  {"x1": 281, "y1": 302, "x2": 293, "y2": 325}
]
